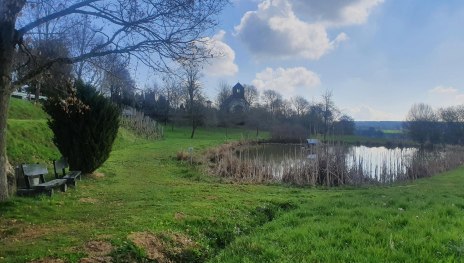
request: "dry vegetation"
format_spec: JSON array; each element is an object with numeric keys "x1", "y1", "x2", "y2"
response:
[
  {"x1": 207, "y1": 143, "x2": 464, "y2": 187},
  {"x1": 120, "y1": 110, "x2": 164, "y2": 140}
]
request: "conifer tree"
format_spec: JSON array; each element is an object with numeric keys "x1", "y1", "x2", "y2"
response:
[{"x1": 44, "y1": 81, "x2": 120, "y2": 173}]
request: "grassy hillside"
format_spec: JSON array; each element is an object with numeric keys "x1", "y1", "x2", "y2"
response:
[
  {"x1": 8, "y1": 99, "x2": 49, "y2": 120},
  {"x1": 0, "y1": 99, "x2": 463, "y2": 262},
  {"x1": 6, "y1": 99, "x2": 59, "y2": 165}
]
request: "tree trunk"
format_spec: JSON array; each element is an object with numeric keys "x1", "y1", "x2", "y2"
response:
[
  {"x1": 35, "y1": 82, "x2": 40, "y2": 104},
  {"x1": 190, "y1": 125, "x2": 196, "y2": 139},
  {"x1": 189, "y1": 89, "x2": 195, "y2": 139},
  {"x1": 0, "y1": 90, "x2": 11, "y2": 201},
  {"x1": 0, "y1": 0, "x2": 25, "y2": 201},
  {"x1": 190, "y1": 110, "x2": 196, "y2": 139}
]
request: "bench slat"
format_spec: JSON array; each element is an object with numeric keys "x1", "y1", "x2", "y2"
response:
[
  {"x1": 34, "y1": 179, "x2": 67, "y2": 189},
  {"x1": 22, "y1": 164, "x2": 48, "y2": 176},
  {"x1": 63, "y1": 171, "x2": 81, "y2": 179},
  {"x1": 54, "y1": 157, "x2": 82, "y2": 188}
]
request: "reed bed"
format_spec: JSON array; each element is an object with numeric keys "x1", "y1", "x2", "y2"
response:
[
  {"x1": 207, "y1": 143, "x2": 464, "y2": 187},
  {"x1": 120, "y1": 110, "x2": 164, "y2": 139}
]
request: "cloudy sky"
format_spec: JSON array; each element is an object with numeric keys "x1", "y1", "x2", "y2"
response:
[{"x1": 145, "y1": 0, "x2": 464, "y2": 121}]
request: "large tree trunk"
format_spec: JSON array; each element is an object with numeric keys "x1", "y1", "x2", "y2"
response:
[
  {"x1": 0, "y1": 91, "x2": 11, "y2": 201},
  {"x1": 0, "y1": 0, "x2": 25, "y2": 202}
]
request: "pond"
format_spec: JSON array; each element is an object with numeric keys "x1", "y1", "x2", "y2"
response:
[
  {"x1": 214, "y1": 142, "x2": 464, "y2": 186},
  {"x1": 239, "y1": 143, "x2": 418, "y2": 182}
]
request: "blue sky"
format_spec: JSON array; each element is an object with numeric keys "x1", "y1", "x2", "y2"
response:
[{"x1": 143, "y1": 0, "x2": 464, "y2": 121}]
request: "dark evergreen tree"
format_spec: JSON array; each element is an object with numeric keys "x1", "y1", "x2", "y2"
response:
[{"x1": 43, "y1": 81, "x2": 120, "y2": 173}]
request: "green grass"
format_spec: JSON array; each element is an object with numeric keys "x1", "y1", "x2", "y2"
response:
[
  {"x1": 7, "y1": 99, "x2": 59, "y2": 166},
  {"x1": 7, "y1": 119, "x2": 60, "y2": 165},
  {"x1": 213, "y1": 170, "x2": 464, "y2": 262},
  {"x1": 1, "y1": 100, "x2": 463, "y2": 262},
  {"x1": 8, "y1": 98, "x2": 49, "y2": 120},
  {"x1": 383, "y1": 129, "x2": 404, "y2": 134}
]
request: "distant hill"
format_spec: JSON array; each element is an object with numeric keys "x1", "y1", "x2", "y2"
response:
[{"x1": 355, "y1": 121, "x2": 403, "y2": 131}]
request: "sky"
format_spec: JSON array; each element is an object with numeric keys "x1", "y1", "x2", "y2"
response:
[{"x1": 141, "y1": 0, "x2": 464, "y2": 121}]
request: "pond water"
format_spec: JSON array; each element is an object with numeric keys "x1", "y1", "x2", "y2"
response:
[{"x1": 240, "y1": 143, "x2": 418, "y2": 180}]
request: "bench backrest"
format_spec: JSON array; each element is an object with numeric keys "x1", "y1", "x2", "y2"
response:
[
  {"x1": 21, "y1": 164, "x2": 48, "y2": 188},
  {"x1": 53, "y1": 157, "x2": 69, "y2": 178}
]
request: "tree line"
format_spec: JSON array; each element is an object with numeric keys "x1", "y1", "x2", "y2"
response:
[
  {"x1": 405, "y1": 103, "x2": 464, "y2": 145},
  {"x1": 128, "y1": 77, "x2": 355, "y2": 141}
]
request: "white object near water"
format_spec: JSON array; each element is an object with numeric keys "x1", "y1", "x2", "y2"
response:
[{"x1": 307, "y1": 139, "x2": 319, "y2": 145}]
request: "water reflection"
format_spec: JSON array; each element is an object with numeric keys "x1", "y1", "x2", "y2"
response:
[
  {"x1": 243, "y1": 143, "x2": 417, "y2": 180},
  {"x1": 346, "y1": 146, "x2": 416, "y2": 179}
]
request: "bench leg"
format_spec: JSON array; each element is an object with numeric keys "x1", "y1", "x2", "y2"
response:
[
  {"x1": 66, "y1": 178, "x2": 77, "y2": 187},
  {"x1": 47, "y1": 189, "x2": 54, "y2": 197},
  {"x1": 60, "y1": 183, "x2": 67, "y2": 192}
]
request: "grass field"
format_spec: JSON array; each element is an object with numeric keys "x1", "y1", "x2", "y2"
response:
[
  {"x1": 0, "y1": 99, "x2": 463, "y2": 262},
  {"x1": 382, "y1": 129, "x2": 404, "y2": 134}
]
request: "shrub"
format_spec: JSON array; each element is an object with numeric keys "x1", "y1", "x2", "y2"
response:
[
  {"x1": 43, "y1": 81, "x2": 120, "y2": 173},
  {"x1": 270, "y1": 124, "x2": 308, "y2": 142}
]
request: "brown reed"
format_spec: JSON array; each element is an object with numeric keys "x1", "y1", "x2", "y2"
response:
[{"x1": 207, "y1": 142, "x2": 464, "y2": 187}]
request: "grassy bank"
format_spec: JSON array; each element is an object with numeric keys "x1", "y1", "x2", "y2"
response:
[{"x1": 0, "y1": 99, "x2": 463, "y2": 262}]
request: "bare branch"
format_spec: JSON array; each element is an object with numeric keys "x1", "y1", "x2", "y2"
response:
[{"x1": 18, "y1": 0, "x2": 98, "y2": 35}]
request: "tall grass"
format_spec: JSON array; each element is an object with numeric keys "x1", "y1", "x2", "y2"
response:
[{"x1": 208, "y1": 143, "x2": 464, "y2": 187}]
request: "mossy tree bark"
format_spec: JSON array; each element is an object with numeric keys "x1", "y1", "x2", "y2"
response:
[{"x1": 0, "y1": 0, "x2": 26, "y2": 201}]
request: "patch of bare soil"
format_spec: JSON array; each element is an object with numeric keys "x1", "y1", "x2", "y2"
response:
[
  {"x1": 174, "y1": 212, "x2": 185, "y2": 221},
  {"x1": 128, "y1": 232, "x2": 169, "y2": 262},
  {"x1": 84, "y1": 240, "x2": 113, "y2": 257},
  {"x1": 29, "y1": 258, "x2": 65, "y2": 263},
  {"x1": 206, "y1": 195, "x2": 218, "y2": 200},
  {"x1": 79, "y1": 256, "x2": 113, "y2": 263},
  {"x1": 79, "y1": 198, "x2": 98, "y2": 204},
  {"x1": 127, "y1": 231, "x2": 201, "y2": 262},
  {"x1": 170, "y1": 233, "x2": 196, "y2": 247},
  {"x1": 1, "y1": 220, "x2": 51, "y2": 242},
  {"x1": 90, "y1": 172, "x2": 105, "y2": 179}
]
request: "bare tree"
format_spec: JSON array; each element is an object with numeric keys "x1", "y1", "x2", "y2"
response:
[
  {"x1": 71, "y1": 14, "x2": 102, "y2": 81},
  {"x1": 243, "y1": 84, "x2": 258, "y2": 107},
  {"x1": 100, "y1": 54, "x2": 136, "y2": 106},
  {"x1": 321, "y1": 90, "x2": 338, "y2": 140},
  {"x1": 15, "y1": 37, "x2": 73, "y2": 101},
  {"x1": 280, "y1": 99, "x2": 294, "y2": 118},
  {"x1": 216, "y1": 81, "x2": 231, "y2": 109},
  {"x1": 181, "y1": 59, "x2": 203, "y2": 139},
  {"x1": 291, "y1": 96, "x2": 310, "y2": 117},
  {"x1": 405, "y1": 103, "x2": 440, "y2": 145},
  {"x1": 162, "y1": 77, "x2": 182, "y2": 111},
  {"x1": 261, "y1": 89, "x2": 282, "y2": 117},
  {"x1": 0, "y1": 0, "x2": 228, "y2": 201}
]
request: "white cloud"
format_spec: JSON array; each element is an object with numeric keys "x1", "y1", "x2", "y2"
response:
[
  {"x1": 289, "y1": 0, "x2": 384, "y2": 27},
  {"x1": 347, "y1": 105, "x2": 397, "y2": 121},
  {"x1": 235, "y1": 0, "x2": 382, "y2": 59},
  {"x1": 331, "y1": 0, "x2": 384, "y2": 26},
  {"x1": 427, "y1": 85, "x2": 464, "y2": 106},
  {"x1": 428, "y1": 85, "x2": 459, "y2": 95},
  {"x1": 252, "y1": 67, "x2": 321, "y2": 97},
  {"x1": 203, "y1": 30, "x2": 239, "y2": 77}
]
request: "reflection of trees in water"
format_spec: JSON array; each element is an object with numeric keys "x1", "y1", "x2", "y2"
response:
[{"x1": 213, "y1": 144, "x2": 464, "y2": 187}]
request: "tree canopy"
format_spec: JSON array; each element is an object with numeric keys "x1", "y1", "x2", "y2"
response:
[{"x1": 0, "y1": 0, "x2": 229, "y2": 201}]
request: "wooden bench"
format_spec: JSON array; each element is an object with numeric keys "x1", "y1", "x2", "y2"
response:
[
  {"x1": 20, "y1": 163, "x2": 67, "y2": 196},
  {"x1": 54, "y1": 157, "x2": 82, "y2": 187}
]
